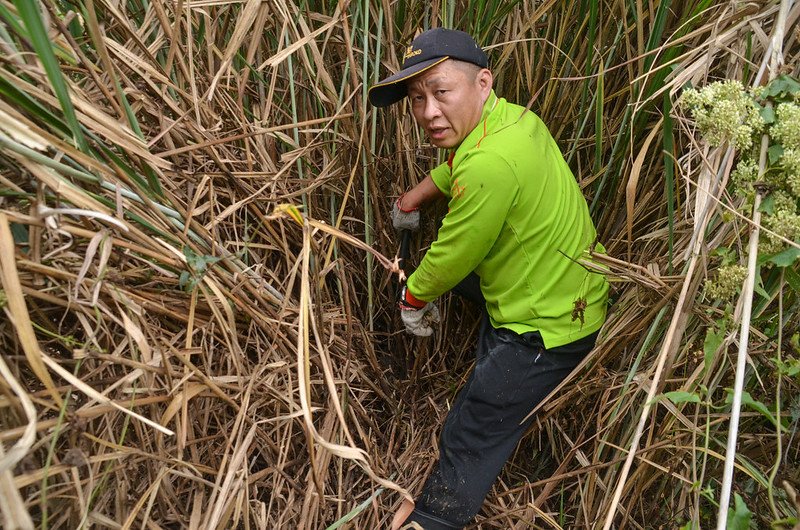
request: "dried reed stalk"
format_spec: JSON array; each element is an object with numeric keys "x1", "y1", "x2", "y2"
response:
[{"x1": 0, "y1": 0, "x2": 798, "y2": 528}]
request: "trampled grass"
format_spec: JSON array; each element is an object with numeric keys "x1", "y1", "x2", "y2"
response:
[{"x1": 0, "y1": 0, "x2": 798, "y2": 528}]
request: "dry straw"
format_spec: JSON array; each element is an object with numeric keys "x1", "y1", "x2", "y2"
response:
[{"x1": 0, "y1": 0, "x2": 799, "y2": 528}]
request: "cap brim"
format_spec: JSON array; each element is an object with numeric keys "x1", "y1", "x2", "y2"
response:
[{"x1": 368, "y1": 56, "x2": 450, "y2": 107}]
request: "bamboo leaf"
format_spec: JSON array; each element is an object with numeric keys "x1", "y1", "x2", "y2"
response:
[
  {"x1": 726, "y1": 390, "x2": 778, "y2": 428},
  {"x1": 12, "y1": 0, "x2": 88, "y2": 152},
  {"x1": 325, "y1": 487, "x2": 385, "y2": 530},
  {"x1": 767, "y1": 245, "x2": 800, "y2": 267},
  {"x1": 704, "y1": 325, "x2": 726, "y2": 374},
  {"x1": 660, "y1": 391, "x2": 702, "y2": 404}
]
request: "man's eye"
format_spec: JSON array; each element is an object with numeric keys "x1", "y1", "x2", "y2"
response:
[{"x1": 435, "y1": 90, "x2": 447, "y2": 96}]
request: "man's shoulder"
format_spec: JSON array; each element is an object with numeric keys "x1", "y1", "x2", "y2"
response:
[
  {"x1": 455, "y1": 148, "x2": 514, "y2": 176},
  {"x1": 447, "y1": 148, "x2": 518, "y2": 191},
  {"x1": 470, "y1": 114, "x2": 539, "y2": 161},
  {"x1": 450, "y1": 98, "x2": 552, "y2": 173},
  {"x1": 492, "y1": 99, "x2": 545, "y2": 137},
  {"x1": 479, "y1": 101, "x2": 555, "y2": 156}
]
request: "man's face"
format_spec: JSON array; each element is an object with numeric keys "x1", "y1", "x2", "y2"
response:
[{"x1": 406, "y1": 60, "x2": 492, "y2": 149}]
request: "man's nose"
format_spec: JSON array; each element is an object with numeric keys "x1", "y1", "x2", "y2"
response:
[{"x1": 423, "y1": 98, "x2": 442, "y2": 120}]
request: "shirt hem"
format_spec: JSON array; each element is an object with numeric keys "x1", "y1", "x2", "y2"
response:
[{"x1": 497, "y1": 312, "x2": 606, "y2": 350}]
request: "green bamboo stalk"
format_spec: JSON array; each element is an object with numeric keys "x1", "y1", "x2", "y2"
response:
[
  {"x1": 0, "y1": 1, "x2": 26, "y2": 37},
  {"x1": 594, "y1": 64, "x2": 604, "y2": 174},
  {"x1": 361, "y1": 0, "x2": 373, "y2": 331},
  {"x1": 327, "y1": 8, "x2": 361, "y2": 308},
  {"x1": 566, "y1": 22, "x2": 624, "y2": 167},
  {"x1": 663, "y1": 92, "x2": 675, "y2": 273},
  {"x1": 0, "y1": 17, "x2": 20, "y2": 56},
  {"x1": 766, "y1": 273, "x2": 784, "y2": 519},
  {"x1": 286, "y1": 30, "x2": 307, "y2": 212},
  {"x1": 586, "y1": 0, "x2": 599, "y2": 156},
  {"x1": 445, "y1": 0, "x2": 455, "y2": 28},
  {"x1": 0, "y1": 134, "x2": 181, "y2": 219}
]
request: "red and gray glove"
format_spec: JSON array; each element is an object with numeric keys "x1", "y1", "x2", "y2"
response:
[
  {"x1": 392, "y1": 196, "x2": 420, "y2": 232},
  {"x1": 399, "y1": 285, "x2": 440, "y2": 337}
]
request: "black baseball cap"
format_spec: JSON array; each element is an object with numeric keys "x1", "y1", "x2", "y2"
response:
[{"x1": 368, "y1": 28, "x2": 488, "y2": 107}]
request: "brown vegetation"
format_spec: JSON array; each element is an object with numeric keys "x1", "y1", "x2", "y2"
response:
[{"x1": 1, "y1": 0, "x2": 799, "y2": 528}]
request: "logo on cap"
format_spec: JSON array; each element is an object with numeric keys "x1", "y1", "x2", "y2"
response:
[{"x1": 403, "y1": 46, "x2": 422, "y2": 61}]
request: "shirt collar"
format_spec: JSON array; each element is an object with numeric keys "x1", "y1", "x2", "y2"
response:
[{"x1": 479, "y1": 90, "x2": 499, "y2": 124}]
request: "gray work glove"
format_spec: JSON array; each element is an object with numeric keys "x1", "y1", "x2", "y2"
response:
[
  {"x1": 401, "y1": 303, "x2": 440, "y2": 336},
  {"x1": 392, "y1": 196, "x2": 420, "y2": 232},
  {"x1": 399, "y1": 285, "x2": 440, "y2": 336}
]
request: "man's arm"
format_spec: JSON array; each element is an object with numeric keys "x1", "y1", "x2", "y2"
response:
[
  {"x1": 407, "y1": 151, "x2": 517, "y2": 302},
  {"x1": 398, "y1": 175, "x2": 445, "y2": 211}
]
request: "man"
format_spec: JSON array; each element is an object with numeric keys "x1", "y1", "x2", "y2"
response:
[{"x1": 368, "y1": 28, "x2": 609, "y2": 529}]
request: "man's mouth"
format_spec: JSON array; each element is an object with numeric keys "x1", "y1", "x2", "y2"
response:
[{"x1": 428, "y1": 127, "x2": 449, "y2": 140}]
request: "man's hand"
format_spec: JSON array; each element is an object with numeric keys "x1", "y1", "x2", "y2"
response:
[
  {"x1": 392, "y1": 196, "x2": 420, "y2": 231},
  {"x1": 401, "y1": 303, "x2": 440, "y2": 337},
  {"x1": 399, "y1": 285, "x2": 440, "y2": 336}
]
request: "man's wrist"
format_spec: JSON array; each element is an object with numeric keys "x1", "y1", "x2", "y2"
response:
[
  {"x1": 397, "y1": 193, "x2": 420, "y2": 213},
  {"x1": 399, "y1": 285, "x2": 427, "y2": 310}
]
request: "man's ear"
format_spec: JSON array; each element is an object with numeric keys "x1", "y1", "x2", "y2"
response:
[{"x1": 477, "y1": 68, "x2": 493, "y2": 99}]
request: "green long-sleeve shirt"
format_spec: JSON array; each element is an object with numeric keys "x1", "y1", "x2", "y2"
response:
[{"x1": 406, "y1": 91, "x2": 608, "y2": 348}]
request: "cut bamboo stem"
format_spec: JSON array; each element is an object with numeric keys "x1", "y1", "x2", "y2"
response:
[
  {"x1": 716, "y1": 0, "x2": 790, "y2": 524},
  {"x1": 714, "y1": 188, "x2": 762, "y2": 529}
]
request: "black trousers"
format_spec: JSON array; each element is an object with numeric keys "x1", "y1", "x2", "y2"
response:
[{"x1": 405, "y1": 274, "x2": 597, "y2": 529}]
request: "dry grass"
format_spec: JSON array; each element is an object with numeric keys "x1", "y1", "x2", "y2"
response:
[{"x1": 1, "y1": 0, "x2": 799, "y2": 528}]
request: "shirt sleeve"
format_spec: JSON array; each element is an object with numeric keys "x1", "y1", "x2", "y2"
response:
[
  {"x1": 430, "y1": 161, "x2": 451, "y2": 196},
  {"x1": 407, "y1": 151, "x2": 518, "y2": 301}
]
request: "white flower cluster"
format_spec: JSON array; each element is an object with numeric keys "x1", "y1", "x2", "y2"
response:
[
  {"x1": 731, "y1": 159, "x2": 759, "y2": 197},
  {"x1": 784, "y1": 149, "x2": 800, "y2": 197},
  {"x1": 705, "y1": 264, "x2": 747, "y2": 300},
  {"x1": 685, "y1": 77, "x2": 800, "y2": 289},
  {"x1": 774, "y1": 104, "x2": 800, "y2": 199},
  {"x1": 772, "y1": 103, "x2": 800, "y2": 148},
  {"x1": 761, "y1": 209, "x2": 800, "y2": 255},
  {"x1": 772, "y1": 191, "x2": 797, "y2": 215},
  {"x1": 681, "y1": 80, "x2": 765, "y2": 150}
]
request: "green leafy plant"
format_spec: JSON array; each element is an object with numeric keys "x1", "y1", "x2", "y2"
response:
[
  {"x1": 726, "y1": 493, "x2": 753, "y2": 530},
  {"x1": 179, "y1": 246, "x2": 222, "y2": 292},
  {"x1": 681, "y1": 72, "x2": 800, "y2": 529}
]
